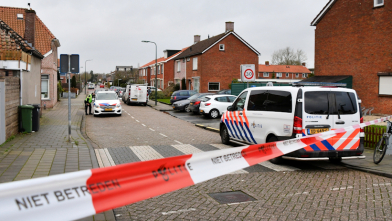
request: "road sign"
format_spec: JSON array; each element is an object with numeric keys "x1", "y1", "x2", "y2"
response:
[
  {"x1": 60, "y1": 54, "x2": 80, "y2": 75},
  {"x1": 240, "y1": 64, "x2": 255, "y2": 82}
]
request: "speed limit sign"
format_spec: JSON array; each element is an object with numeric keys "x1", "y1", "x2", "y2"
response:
[{"x1": 240, "y1": 64, "x2": 255, "y2": 82}]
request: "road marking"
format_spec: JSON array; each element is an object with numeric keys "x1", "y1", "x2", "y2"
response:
[
  {"x1": 127, "y1": 113, "x2": 130, "y2": 115},
  {"x1": 331, "y1": 186, "x2": 354, "y2": 191},
  {"x1": 149, "y1": 128, "x2": 155, "y2": 131},
  {"x1": 373, "y1": 183, "x2": 392, "y2": 187},
  {"x1": 284, "y1": 192, "x2": 309, "y2": 197},
  {"x1": 129, "y1": 146, "x2": 163, "y2": 161},
  {"x1": 174, "y1": 140, "x2": 183, "y2": 144},
  {"x1": 136, "y1": 120, "x2": 140, "y2": 122},
  {"x1": 162, "y1": 208, "x2": 196, "y2": 215},
  {"x1": 142, "y1": 124, "x2": 146, "y2": 126},
  {"x1": 95, "y1": 149, "x2": 116, "y2": 168},
  {"x1": 131, "y1": 116, "x2": 134, "y2": 119},
  {"x1": 159, "y1": 133, "x2": 167, "y2": 137}
]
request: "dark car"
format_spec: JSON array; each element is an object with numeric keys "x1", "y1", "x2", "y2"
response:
[
  {"x1": 170, "y1": 90, "x2": 197, "y2": 104},
  {"x1": 216, "y1": 89, "x2": 231, "y2": 95},
  {"x1": 188, "y1": 93, "x2": 215, "y2": 114},
  {"x1": 172, "y1": 93, "x2": 203, "y2": 112}
]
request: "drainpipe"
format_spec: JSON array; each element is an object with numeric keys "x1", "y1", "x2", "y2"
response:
[{"x1": 20, "y1": 68, "x2": 23, "y2": 105}]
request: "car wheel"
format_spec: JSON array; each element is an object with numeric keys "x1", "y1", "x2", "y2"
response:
[
  {"x1": 209, "y1": 109, "x2": 220, "y2": 119},
  {"x1": 185, "y1": 105, "x2": 191, "y2": 112},
  {"x1": 267, "y1": 136, "x2": 284, "y2": 164},
  {"x1": 220, "y1": 125, "x2": 230, "y2": 145}
]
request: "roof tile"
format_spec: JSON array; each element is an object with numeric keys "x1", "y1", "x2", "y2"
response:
[{"x1": 258, "y1": 64, "x2": 311, "y2": 73}]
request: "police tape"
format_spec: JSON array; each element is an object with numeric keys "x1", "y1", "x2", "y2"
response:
[{"x1": 0, "y1": 116, "x2": 390, "y2": 221}]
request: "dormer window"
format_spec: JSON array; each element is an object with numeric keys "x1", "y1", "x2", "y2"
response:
[
  {"x1": 374, "y1": 0, "x2": 384, "y2": 7},
  {"x1": 17, "y1": 14, "x2": 23, "y2": 20},
  {"x1": 219, "y1": 44, "x2": 225, "y2": 51}
]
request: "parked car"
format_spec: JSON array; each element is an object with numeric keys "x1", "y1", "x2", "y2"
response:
[
  {"x1": 220, "y1": 83, "x2": 364, "y2": 164},
  {"x1": 170, "y1": 90, "x2": 197, "y2": 104},
  {"x1": 147, "y1": 86, "x2": 162, "y2": 92},
  {"x1": 199, "y1": 95, "x2": 237, "y2": 118},
  {"x1": 172, "y1": 93, "x2": 202, "y2": 112},
  {"x1": 188, "y1": 93, "x2": 215, "y2": 114},
  {"x1": 216, "y1": 89, "x2": 231, "y2": 95},
  {"x1": 100, "y1": 84, "x2": 104, "y2": 88},
  {"x1": 93, "y1": 91, "x2": 122, "y2": 117},
  {"x1": 88, "y1": 83, "x2": 95, "y2": 89}
]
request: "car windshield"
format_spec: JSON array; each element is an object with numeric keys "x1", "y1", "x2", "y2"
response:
[
  {"x1": 96, "y1": 93, "x2": 117, "y2": 100},
  {"x1": 187, "y1": 93, "x2": 200, "y2": 100}
]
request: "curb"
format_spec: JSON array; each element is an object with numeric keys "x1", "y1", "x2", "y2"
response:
[
  {"x1": 341, "y1": 163, "x2": 392, "y2": 179},
  {"x1": 195, "y1": 124, "x2": 220, "y2": 133}
]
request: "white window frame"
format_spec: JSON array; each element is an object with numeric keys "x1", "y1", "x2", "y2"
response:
[
  {"x1": 208, "y1": 82, "x2": 220, "y2": 91},
  {"x1": 263, "y1": 72, "x2": 269, "y2": 77},
  {"x1": 193, "y1": 57, "x2": 198, "y2": 70},
  {"x1": 177, "y1": 61, "x2": 181, "y2": 72},
  {"x1": 302, "y1": 73, "x2": 307, "y2": 78},
  {"x1": 161, "y1": 64, "x2": 164, "y2": 74},
  {"x1": 219, "y1": 44, "x2": 225, "y2": 51},
  {"x1": 41, "y1": 75, "x2": 50, "y2": 100},
  {"x1": 276, "y1": 73, "x2": 282, "y2": 78},
  {"x1": 296, "y1": 73, "x2": 299, "y2": 78},
  {"x1": 379, "y1": 76, "x2": 392, "y2": 95},
  {"x1": 374, "y1": 0, "x2": 384, "y2": 7}
]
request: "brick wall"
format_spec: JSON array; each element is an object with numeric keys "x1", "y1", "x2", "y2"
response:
[
  {"x1": 41, "y1": 46, "x2": 59, "y2": 109},
  {"x1": 315, "y1": 0, "x2": 392, "y2": 114},
  {"x1": 3, "y1": 77, "x2": 20, "y2": 139},
  {"x1": 187, "y1": 34, "x2": 258, "y2": 93},
  {"x1": 164, "y1": 60, "x2": 175, "y2": 89}
]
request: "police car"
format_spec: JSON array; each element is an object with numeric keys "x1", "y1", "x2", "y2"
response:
[
  {"x1": 220, "y1": 82, "x2": 364, "y2": 164},
  {"x1": 93, "y1": 91, "x2": 122, "y2": 116}
]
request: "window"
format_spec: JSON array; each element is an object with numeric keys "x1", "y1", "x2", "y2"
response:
[
  {"x1": 161, "y1": 64, "x2": 164, "y2": 74},
  {"x1": 41, "y1": 75, "x2": 49, "y2": 99},
  {"x1": 219, "y1": 44, "x2": 225, "y2": 51},
  {"x1": 276, "y1": 73, "x2": 282, "y2": 78},
  {"x1": 228, "y1": 96, "x2": 236, "y2": 102},
  {"x1": 379, "y1": 76, "x2": 392, "y2": 95},
  {"x1": 296, "y1": 73, "x2": 299, "y2": 78},
  {"x1": 334, "y1": 92, "x2": 357, "y2": 114},
  {"x1": 263, "y1": 72, "x2": 269, "y2": 77},
  {"x1": 179, "y1": 91, "x2": 188, "y2": 96},
  {"x1": 193, "y1": 57, "x2": 198, "y2": 70},
  {"x1": 286, "y1": 73, "x2": 289, "y2": 77},
  {"x1": 302, "y1": 73, "x2": 307, "y2": 78},
  {"x1": 247, "y1": 90, "x2": 292, "y2": 112},
  {"x1": 232, "y1": 91, "x2": 248, "y2": 111},
  {"x1": 215, "y1": 97, "x2": 227, "y2": 102},
  {"x1": 374, "y1": 0, "x2": 384, "y2": 7},
  {"x1": 177, "y1": 61, "x2": 181, "y2": 72},
  {"x1": 305, "y1": 91, "x2": 357, "y2": 115},
  {"x1": 208, "y1": 82, "x2": 220, "y2": 91},
  {"x1": 193, "y1": 78, "x2": 200, "y2": 92}
]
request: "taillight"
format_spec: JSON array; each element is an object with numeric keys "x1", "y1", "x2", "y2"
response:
[
  {"x1": 293, "y1": 116, "x2": 302, "y2": 134},
  {"x1": 360, "y1": 117, "x2": 364, "y2": 133},
  {"x1": 195, "y1": 101, "x2": 201, "y2": 105},
  {"x1": 205, "y1": 103, "x2": 211, "y2": 106},
  {"x1": 174, "y1": 96, "x2": 177, "y2": 100}
]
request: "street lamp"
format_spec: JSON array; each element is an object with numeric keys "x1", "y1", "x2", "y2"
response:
[
  {"x1": 80, "y1": 66, "x2": 83, "y2": 92},
  {"x1": 142, "y1": 40, "x2": 157, "y2": 106},
  {"x1": 85, "y1": 59, "x2": 92, "y2": 95},
  {"x1": 118, "y1": 79, "x2": 122, "y2": 86}
]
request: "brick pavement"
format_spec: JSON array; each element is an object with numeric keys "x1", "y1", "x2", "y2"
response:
[{"x1": 0, "y1": 89, "x2": 114, "y2": 221}]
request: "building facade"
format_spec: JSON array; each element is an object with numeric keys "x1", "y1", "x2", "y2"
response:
[{"x1": 258, "y1": 61, "x2": 311, "y2": 80}]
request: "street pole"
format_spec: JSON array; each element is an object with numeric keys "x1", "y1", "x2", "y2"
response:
[
  {"x1": 142, "y1": 40, "x2": 157, "y2": 106},
  {"x1": 85, "y1": 59, "x2": 92, "y2": 95},
  {"x1": 67, "y1": 55, "x2": 71, "y2": 142}
]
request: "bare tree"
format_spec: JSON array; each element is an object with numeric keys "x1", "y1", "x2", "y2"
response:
[{"x1": 271, "y1": 47, "x2": 307, "y2": 65}]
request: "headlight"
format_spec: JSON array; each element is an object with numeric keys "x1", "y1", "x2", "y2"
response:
[
  {"x1": 95, "y1": 105, "x2": 100, "y2": 108},
  {"x1": 177, "y1": 103, "x2": 183, "y2": 106},
  {"x1": 116, "y1": 103, "x2": 121, "y2": 108}
]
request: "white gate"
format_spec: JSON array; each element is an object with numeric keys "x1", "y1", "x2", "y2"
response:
[{"x1": 0, "y1": 82, "x2": 5, "y2": 144}]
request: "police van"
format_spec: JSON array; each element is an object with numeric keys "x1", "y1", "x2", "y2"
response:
[
  {"x1": 220, "y1": 82, "x2": 364, "y2": 163},
  {"x1": 127, "y1": 85, "x2": 148, "y2": 106}
]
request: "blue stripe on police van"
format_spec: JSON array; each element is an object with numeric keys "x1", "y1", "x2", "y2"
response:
[
  {"x1": 233, "y1": 120, "x2": 245, "y2": 141},
  {"x1": 321, "y1": 140, "x2": 335, "y2": 151},
  {"x1": 238, "y1": 121, "x2": 252, "y2": 143},
  {"x1": 228, "y1": 119, "x2": 239, "y2": 139},
  {"x1": 310, "y1": 144, "x2": 321, "y2": 151},
  {"x1": 225, "y1": 119, "x2": 236, "y2": 139},
  {"x1": 244, "y1": 122, "x2": 257, "y2": 144}
]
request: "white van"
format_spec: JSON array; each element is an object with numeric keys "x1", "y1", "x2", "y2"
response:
[
  {"x1": 220, "y1": 83, "x2": 364, "y2": 163},
  {"x1": 125, "y1": 85, "x2": 148, "y2": 106}
]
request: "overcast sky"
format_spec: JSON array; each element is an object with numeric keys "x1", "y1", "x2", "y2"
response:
[{"x1": 4, "y1": 0, "x2": 329, "y2": 73}]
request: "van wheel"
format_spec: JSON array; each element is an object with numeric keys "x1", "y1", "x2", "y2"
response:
[
  {"x1": 209, "y1": 109, "x2": 220, "y2": 119},
  {"x1": 267, "y1": 136, "x2": 284, "y2": 164},
  {"x1": 220, "y1": 125, "x2": 230, "y2": 145},
  {"x1": 329, "y1": 157, "x2": 342, "y2": 163}
]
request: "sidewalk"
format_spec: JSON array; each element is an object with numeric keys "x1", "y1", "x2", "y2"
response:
[
  {"x1": 147, "y1": 99, "x2": 174, "y2": 111},
  {"x1": 0, "y1": 89, "x2": 114, "y2": 221}
]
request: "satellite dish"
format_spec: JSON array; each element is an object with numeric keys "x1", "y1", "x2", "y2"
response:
[{"x1": 266, "y1": 82, "x2": 273, "y2": 86}]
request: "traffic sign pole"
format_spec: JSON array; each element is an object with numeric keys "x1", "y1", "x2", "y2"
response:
[{"x1": 68, "y1": 54, "x2": 72, "y2": 143}]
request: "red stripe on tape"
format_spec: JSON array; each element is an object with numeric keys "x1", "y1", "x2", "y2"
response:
[
  {"x1": 87, "y1": 154, "x2": 193, "y2": 213},
  {"x1": 241, "y1": 143, "x2": 283, "y2": 166}
]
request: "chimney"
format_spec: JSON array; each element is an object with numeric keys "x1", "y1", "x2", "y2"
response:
[
  {"x1": 25, "y1": 9, "x2": 36, "y2": 47},
  {"x1": 225, "y1": 21, "x2": 234, "y2": 32},
  {"x1": 302, "y1": 62, "x2": 306, "y2": 66},
  {"x1": 265, "y1": 61, "x2": 269, "y2": 66},
  {"x1": 194, "y1": 35, "x2": 200, "y2": 44}
]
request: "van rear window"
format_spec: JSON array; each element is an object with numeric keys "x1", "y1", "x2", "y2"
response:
[{"x1": 305, "y1": 91, "x2": 357, "y2": 115}]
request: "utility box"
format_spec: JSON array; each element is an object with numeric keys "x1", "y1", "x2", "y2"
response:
[{"x1": 19, "y1": 105, "x2": 33, "y2": 133}]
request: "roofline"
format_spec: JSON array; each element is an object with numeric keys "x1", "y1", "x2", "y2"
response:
[
  {"x1": 311, "y1": 0, "x2": 336, "y2": 26},
  {"x1": 202, "y1": 32, "x2": 260, "y2": 55}
]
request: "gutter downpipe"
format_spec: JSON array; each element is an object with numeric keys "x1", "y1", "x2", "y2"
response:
[{"x1": 20, "y1": 67, "x2": 23, "y2": 105}]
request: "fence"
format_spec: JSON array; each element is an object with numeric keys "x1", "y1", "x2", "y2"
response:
[{"x1": 364, "y1": 125, "x2": 386, "y2": 148}]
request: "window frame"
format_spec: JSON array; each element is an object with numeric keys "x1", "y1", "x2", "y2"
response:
[
  {"x1": 41, "y1": 75, "x2": 50, "y2": 100},
  {"x1": 374, "y1": 0, "x2": 384, "y2": 7},
  {"x1": 219, "y1": 44, "x2": 225, "y2": 51},
  {"x1": 193, "y1": 57, "x2": 198, "y2": 70},
  {"x1": 263, "y1": 72, "x2": 269, "y2": 77},
  {"x1": 208, "y1": 82, "x2": 220, "y2": 91},
  {"x1": 379, "y1": 76, "x2": 392, "y2": 96},
  {"x1": 177, "y1": 61, "x2": 181, "y2": 72}
]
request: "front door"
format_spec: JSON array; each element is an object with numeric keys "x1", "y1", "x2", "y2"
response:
[{"x1": 193, "y1": 78, "x2": 200, "y2": 93}]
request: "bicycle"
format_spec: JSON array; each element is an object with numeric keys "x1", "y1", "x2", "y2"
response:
[{"x1": 373, "y1": 120, "x2": 392, "y2": 164}]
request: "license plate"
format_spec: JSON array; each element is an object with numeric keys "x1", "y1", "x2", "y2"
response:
[
  {"x1": 105, "y1": 108, "x2": 112, "y2": 111},
  {"x1": 132, "y1": 98, "x2": 137, "y2": 101},
  {"x1": 308, "y1": 128, "x2": 329, "y2": 135}
]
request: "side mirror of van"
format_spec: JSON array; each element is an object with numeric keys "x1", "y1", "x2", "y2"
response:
[{"x1": 227, "y1": 106, "x2": 233, "y2": 111}]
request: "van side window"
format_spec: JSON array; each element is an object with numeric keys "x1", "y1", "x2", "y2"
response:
[
  {"x1": 232, "y1": 91, "x2": 248, "y2": 111},
  {"x1": 267, "y1": 90, "x2": 292, "y2": 113},
  {"x1": 305, "y1": 91, "x2": 329, "y2": 114},
  {"x1": 334, "y1": 92, "x2": 357, "y2": 114},
  {"x1": 247, "y1": 90, "x2": 268, "y2": 111}
]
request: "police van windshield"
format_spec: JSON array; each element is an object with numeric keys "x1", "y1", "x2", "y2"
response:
[{"x1": 305, "y1": 91, "x2": 357, "y2": 115}]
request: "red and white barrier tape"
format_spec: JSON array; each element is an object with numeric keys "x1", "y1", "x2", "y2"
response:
[{"x1": 0, "y1": 116, "x2": 390, "y2": 220}]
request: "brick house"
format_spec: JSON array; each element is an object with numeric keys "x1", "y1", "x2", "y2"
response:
[
  {"x1": 0, "y1": 6, "x2": 60, "y2": 109},
  {"x1": 174, "y1": 22, "x2": 260, "y2": 93},
  {"x1": 0, "y1": 19, "x2": 43, "y2": 143},
  {"x1": 258, "y1": 61, "x2": 311, "y2": 79},
  {"x1": 311, "y1": 0, "x2": 391, "y2": 114}
]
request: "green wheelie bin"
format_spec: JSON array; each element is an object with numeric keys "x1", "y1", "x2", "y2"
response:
[{"x1": 19, "y1": 105, "x2": 33, "y2": 133}]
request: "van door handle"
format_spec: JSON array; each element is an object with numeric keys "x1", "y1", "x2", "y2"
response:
[
  {"x1": 239, "y1": 113, "x2": 243, "y2": 116},
  {"x1": 336, "y1": 121, "x2": 345, "y2": 124}
]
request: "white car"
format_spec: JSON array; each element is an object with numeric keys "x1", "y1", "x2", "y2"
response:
[
  {"x1": 93, "y1": 91, "x2": 122, "y2": 116},
  {"x1": 199, "y1": 95, "x2": 237, "y2": 119}
]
